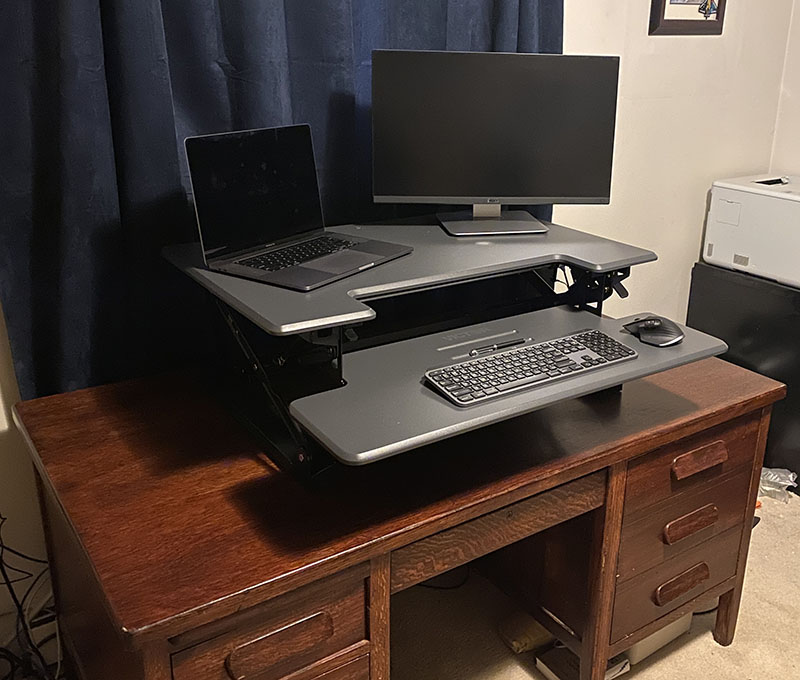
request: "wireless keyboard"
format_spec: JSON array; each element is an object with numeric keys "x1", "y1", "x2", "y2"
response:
[{"x1": 425, "y1": 330, "x2": 637, "y2": 406}]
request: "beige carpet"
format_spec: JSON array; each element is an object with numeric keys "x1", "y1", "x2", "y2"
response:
[{"x1": 392, "y1": 495, "x2": 800, "y2": 680}]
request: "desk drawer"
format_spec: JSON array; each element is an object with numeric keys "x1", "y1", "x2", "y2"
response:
[
  {"x1": 617, "y1": 470, "x2": 751, "y2": 582},
  {"x1": 390, "y1": 471, "x2": 606, "y2": 593},
  {"x1": 624, "y1": 412, "x2": 760, "y2": 517},
  {"x1": 172, "y1": 566, "x2": 368, "y2": 680},
  {"x1": 306, "y1": 654, "x2": 369, "y2": 680},
  {"x1": 611, "y1": 526, "x2": 741, "y2": 643}
]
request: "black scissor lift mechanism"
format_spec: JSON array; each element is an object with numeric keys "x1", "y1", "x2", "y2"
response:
[{"x1": 213, "y1": 263, "x2": 631, "y2": 479}]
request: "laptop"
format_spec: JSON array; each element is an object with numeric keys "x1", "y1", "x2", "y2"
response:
[{"x1": 185, "y1": 125, "x2": 412, "y2": 291}]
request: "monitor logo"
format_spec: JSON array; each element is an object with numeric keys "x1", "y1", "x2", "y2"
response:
[{"x1": 487, "y1": 198, "x2": 500, "y2": 203}]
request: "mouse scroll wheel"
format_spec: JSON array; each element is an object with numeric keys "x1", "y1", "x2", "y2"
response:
[{"x1": 642, "y1": 319, "x2": 662, "y2": 329}]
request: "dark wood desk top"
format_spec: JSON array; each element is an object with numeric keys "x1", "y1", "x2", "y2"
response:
[{"x1": 14, "y1": 359, "x2": 784, "y2": 641}]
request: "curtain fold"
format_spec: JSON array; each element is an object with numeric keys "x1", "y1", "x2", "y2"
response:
[{"x1": 1, "y1": 0, "x2": 563, "y2": 399}]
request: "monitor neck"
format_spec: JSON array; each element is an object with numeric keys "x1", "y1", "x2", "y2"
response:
[{"x1": 473, "y1": 203, "x2": 502, "y2": 220}]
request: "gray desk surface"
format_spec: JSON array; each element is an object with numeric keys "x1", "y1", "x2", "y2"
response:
[
  {"x1": 163, "y1": 221, "x2": 656, "y2": 336},
  {"x1": 290, "y1": 307, "x2": 727, "y2": 465}
]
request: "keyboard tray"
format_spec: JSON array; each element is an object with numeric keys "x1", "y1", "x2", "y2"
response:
[{"x1": 289, "y1": 307, "x2": 727, "y2": 465}]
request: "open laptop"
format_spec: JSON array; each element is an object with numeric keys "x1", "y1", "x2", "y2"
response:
[{"x1": 185, "y1": 125, "x2": 412, "y2": 291}]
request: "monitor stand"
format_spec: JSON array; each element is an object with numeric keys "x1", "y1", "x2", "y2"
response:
[{"x1": 437, "y1": 204, "x2": 549, "y2": 237}]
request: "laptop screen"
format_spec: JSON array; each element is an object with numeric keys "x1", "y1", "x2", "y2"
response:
[{"x1": 185, "y1": 125, "x2": 324, "y2": 261}]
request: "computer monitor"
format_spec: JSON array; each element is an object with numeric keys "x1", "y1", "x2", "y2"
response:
[{"x1": 371, "y1": 50, "x2": 620, "y2": 236}]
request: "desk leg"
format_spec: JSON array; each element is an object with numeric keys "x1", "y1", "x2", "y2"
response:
[
  {"x1": 580, "y1": 463, "x2": 626, "y2": 680},
  {"x1": 714, "y1": 588, "x2": 741, "y2": 646},
  {"x1": 715, "y1": 405, "x2": 773, "y2": 646},
  {"x1": 370, "y1": 554, "x2": 392, "y2": 680}
]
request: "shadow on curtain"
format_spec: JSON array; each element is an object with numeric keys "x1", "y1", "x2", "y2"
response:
[{"x1": 1, "y1": 0, "x2": 563, "y2": 399}]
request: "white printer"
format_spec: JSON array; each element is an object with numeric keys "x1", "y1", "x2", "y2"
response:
[{"x1": 703, "y1": 174, "x2": 800, "y2": 289}]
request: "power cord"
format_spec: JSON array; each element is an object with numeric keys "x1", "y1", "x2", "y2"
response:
[
  {"x1": 2, "y1": 563, "x2": 34, "y2": 586},
  {"x1": 0, "y1": 514, "x2": 55, "y2": 680},
  {"x1": 1, "y1": 646, "x2": 24, "y2": 680},
  {"x1": 0, "y1": 548, "x2": 46, "y2": 567}
]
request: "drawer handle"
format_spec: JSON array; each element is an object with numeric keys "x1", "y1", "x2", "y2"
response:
[
  {"x1": 654, "y1": 562, "x2": 710, "y2": 607},
  {"x1": 663, "y1": 504, "x2": 719, "y2": 545},
  {"x1": 671, "y1": 440, "x2": 728, "y2": 481},
  {"x1": 225, "y1": 612, "x2": 333, "y2": 680}
]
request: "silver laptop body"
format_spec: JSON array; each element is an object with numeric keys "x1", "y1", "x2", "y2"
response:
[{"x1": 185, "y1": 125, "x2": 411, "y2": 292}]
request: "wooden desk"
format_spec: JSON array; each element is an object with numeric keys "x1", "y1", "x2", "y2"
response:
[{"x1": 14, "y1": 359, "x2": 784, "y2": 680}]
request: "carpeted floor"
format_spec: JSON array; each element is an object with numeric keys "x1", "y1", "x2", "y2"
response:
[{"x1": 392, "y1": 495, "x2": 800, "y2": 680}]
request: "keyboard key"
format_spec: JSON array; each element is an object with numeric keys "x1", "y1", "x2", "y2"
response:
[{"x1": 497, "y1": 373, "x2": 548, "y2": 391}]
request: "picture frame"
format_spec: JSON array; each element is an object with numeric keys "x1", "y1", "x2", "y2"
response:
[{"x1": 649, "y1": 0, "x2": 727, "y2": 35}]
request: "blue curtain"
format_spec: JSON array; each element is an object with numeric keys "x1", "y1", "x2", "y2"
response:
[{"x1": 1, "y1": 0, "x2": 563, "y2": 400}]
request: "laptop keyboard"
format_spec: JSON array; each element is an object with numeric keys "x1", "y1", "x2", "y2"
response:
[{"x1": 237, "y1": 235, "x2": 359, "y2": 272}]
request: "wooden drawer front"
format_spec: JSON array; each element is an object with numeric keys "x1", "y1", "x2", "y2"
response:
[
  {"x1": 624, "y1": 412, "x2": 760, "y2": 517},
  {"x1": 309, "y1": 654, "x2": 369, "y2": 680},
  {"x1": 390, "y1": 471, "x2": 606, "y2": 593},
  {"x1": 172, "y1": 568, "x2": 367, "y2": 680},
  {"x1": 617, "y1": 470, "x2": 751, "y2": 582},
  {"x1": 611, "y1": 526, "x2": 741, "y2": 643}
]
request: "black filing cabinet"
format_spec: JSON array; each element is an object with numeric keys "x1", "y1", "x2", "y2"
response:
[{"x1": 687, "y1": 261, "x2": 800, "y2": 480}]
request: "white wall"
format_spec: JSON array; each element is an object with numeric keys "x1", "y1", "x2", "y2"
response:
[
  {"x1": 772, "y1": 0, "x2": 800, "y2": 173},
  {"x1": 554, "y1": 0, "x2": 794, "y2": 322},
  {"x1": 0, "y1": 303, "x2": 48, "y2": 639}
]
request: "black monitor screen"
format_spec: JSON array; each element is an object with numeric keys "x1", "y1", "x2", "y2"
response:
[
  {"x1": 185, "y1": 125, "x2": 323, "y2": 261},
  {"x1": 372, "y1": 51, "x2": 620, "y2": 205}
]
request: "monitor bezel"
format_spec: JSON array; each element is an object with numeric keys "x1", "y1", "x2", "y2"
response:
[
  {"x1": 373, "y1": 195, "x2": 611, "y2": 205},
  {"x1": 370, "y1": 49, "x2": 619, "y2": 207}
]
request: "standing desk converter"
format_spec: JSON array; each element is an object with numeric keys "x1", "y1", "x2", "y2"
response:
[
  {"x1": 163, "y1": 220, "x2": 727, "y2": 468},
  {"x1": 13, "y1": 222, "x2": 786, "y2": 680}
]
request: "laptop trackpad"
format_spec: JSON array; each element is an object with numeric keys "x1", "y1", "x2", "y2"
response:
[{"x1": 304, "y1": 250, "x2": 375, "y2": 274}]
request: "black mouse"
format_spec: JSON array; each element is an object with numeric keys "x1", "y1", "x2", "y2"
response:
[{"x1": 623, "y1": 315, "x2": 684, "y2": 347}]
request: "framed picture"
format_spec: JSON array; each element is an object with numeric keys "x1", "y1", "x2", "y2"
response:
[{"x1": 649, "y1": 0, "x2": 727, "y2": 35}]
